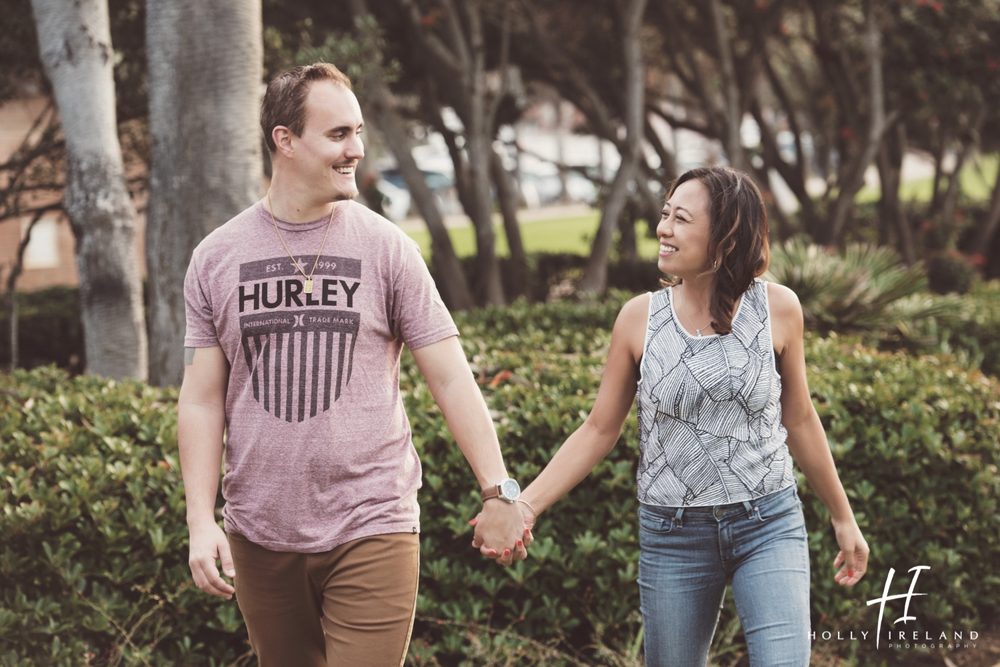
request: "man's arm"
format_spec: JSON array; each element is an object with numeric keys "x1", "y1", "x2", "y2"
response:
[
  {"x1": 177, "y1": 345, "x2": 236, "y2": 598},
  {"x1": 410, "y1": 336, "x2": 526, "y2": 561}
]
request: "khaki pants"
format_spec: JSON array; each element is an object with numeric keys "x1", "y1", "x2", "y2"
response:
[{"x1": 228, "y1": 531, "x2": 420, "y2": 667}]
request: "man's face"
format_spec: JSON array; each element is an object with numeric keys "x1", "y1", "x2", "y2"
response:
[{"x1": 290, "y1": 80, "x2": 365, "y2": 201}]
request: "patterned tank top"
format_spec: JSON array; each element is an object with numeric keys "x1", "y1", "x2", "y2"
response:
[{"x1": 635, "y1": 279, "x2": 794, "y2": 506}]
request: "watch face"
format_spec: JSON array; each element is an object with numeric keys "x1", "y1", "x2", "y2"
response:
[{"x1": 500, "y1": 478, "x2": 520, "y2": 500}]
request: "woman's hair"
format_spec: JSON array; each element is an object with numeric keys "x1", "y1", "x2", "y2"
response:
[
  {"x1": 661, "y1": 166, "x2": 770, "y2": 335},
  {"x1": 260, "y1": 62, "x2": 353, "y2": 153}
]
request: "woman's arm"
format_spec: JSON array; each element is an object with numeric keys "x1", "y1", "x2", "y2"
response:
[
  {"x1": 471, "y1": 294, "x2": 648, "y2": 565},
  {"x1": 517, "y1": 294, "x2": 647, "y2": 518},
  {"x1": 770, "y1": 283, "x2": 870, "y2": 587}
]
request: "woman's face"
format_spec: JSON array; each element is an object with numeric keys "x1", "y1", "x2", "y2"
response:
[{"x1": 656, "y1": 179, "x2": 713, "y2": 278}]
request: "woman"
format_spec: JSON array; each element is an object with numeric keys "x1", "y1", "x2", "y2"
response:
[{"x1": 476, "y1": 167, "x2": 869, "y2": 666}]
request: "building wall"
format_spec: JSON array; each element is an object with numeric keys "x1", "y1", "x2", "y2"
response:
[{"x1": 1, "y1": 95, "x2": 147, "y2": 294}]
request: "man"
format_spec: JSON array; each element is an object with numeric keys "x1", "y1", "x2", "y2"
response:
[{"x1": 178, "y1": 62, "x2": 526, "y2": 667}]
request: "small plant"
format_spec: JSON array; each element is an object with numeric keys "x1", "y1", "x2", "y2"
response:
[
  {"x1": 767, "y1": 237, "x2": 950, "y2": 335},
  {"x1": 925, "y1": 250, "x2": 978, "y2": 294}
]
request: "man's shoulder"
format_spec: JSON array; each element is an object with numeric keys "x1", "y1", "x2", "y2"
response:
[{"x1": 341, "y1": 200, "x2": 416, "y2": 248}]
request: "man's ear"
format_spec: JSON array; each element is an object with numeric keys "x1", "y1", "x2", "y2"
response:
[{"x1": 272, "y1": 126, "x2": 294, "y2": 157}]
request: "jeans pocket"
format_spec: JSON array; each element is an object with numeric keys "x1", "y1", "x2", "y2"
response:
[
  {"x1": 757, "y1": 490, "x2": 801, "y2": 523},
  {"x1": 639, "y1": 507, "x2": 678, "y2": 535}
]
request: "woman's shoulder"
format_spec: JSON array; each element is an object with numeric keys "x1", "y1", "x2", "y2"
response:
[
  {"x1": 618, "y1": 291, "x2": 653, "y2": 323},
  {"x1": 763, "y1": 280, "x2": 803, "y2": 320}
]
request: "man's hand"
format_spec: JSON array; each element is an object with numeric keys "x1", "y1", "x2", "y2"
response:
[
  {"x1": 471, "y1": 500, "x2": 534, "y2": 566},
  {"x1": 188, "y1": 522, "x2": 236, "y2": 599}
]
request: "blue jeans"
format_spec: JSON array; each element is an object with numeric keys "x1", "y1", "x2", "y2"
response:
[{"x1": 638, "y1": 484, "x2": 811, "y2": 667}]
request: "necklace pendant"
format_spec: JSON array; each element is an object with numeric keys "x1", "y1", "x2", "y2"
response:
[{"x1": 304, "y1": 279, "x2": 314, "y2": 294}]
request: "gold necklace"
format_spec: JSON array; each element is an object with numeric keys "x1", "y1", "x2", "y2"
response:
[{"x1": 266, "y1": 192, "x2": 335, "y2": 295}]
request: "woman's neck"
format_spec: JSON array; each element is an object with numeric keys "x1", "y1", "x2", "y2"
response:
[{"x1": 675, "y1": 275, "x2": 715, "y2": 309}]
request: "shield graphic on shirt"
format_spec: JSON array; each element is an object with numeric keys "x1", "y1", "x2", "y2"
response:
[{"x1": 239, "y1": 310, "x2": 360, "y2": 422}]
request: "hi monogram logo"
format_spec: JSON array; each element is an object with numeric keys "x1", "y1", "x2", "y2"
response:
[{"x1": 865, "y1": 565, "x2": 929, "y2": 649}]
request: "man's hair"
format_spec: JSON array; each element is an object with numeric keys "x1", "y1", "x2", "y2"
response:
[
  {"x1": 661, "y1": 166, "x2": 770, "y2": 335},
  {"x1": 260, "y1": 62, "x2": 353, "y2": 153}
]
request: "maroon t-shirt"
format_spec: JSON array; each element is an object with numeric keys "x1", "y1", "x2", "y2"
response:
[{"x1": 183, "y1": 199, "x2": 458, "y2": 552}]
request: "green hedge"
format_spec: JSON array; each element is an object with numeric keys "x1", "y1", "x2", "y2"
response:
[
  {"x1": 2, "y1": 298, "x2": 998, "y2": 665},
  {"x1": 0, "y1": 287, "x2": 84, "y2": 373}
]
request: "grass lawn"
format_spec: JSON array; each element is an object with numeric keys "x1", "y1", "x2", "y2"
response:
[
  {"x1": 403, "y1": 211, "x2": 662, "y2": 260},
  {"x1": 405, "y1": 154, "x2": 997, "y2": 260},
  {"x1": 856, "y1": 153, "x2": 997, "y2": 203}
]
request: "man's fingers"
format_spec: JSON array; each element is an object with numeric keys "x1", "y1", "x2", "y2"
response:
[
  {"x1": 219, "y1": 541, "x2": 236, "y2": 579},
  {"x1": 191, "y1": 557, "x2": 234, "y2": 598},
  {"x1": 833, "y1": 551, "x2": 844, "y2": 569}
]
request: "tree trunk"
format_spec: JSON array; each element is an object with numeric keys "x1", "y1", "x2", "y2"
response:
[
  {"x1": 940, "y1": 134, "x2": 978, "y2": 233},
  {"x1": 490, "y1": 149, "x2": 528, "y2": 298},
  {"x1": 617, "y1": 198, "x2": 638, "y2": 266},
  {"x1": 349, "y1": 0, "x2": 474, "y2": 310},
  {"x1": 579, "y1": 0, "x2": 648, "y2": 293},
  {"x1": 145, "y1": 0, "x2": 262, "y2": 386},
  {"x1": 929, "y1": 125, "x2": 949, "y2": 215},
  {"x1": 973, "y1": 158, "x2": 1000, "y2": 256},
  {"x1": 827, "y1": 1, "x2": 891, "y2": 245},
  {"x1": 372, "y1": 97, "x2": 475, "y2": 310},
  {"x1": 877, "y1": 122, "x2": 916, "y2": 263},
  {"x1": 4, "y1": 210, "x2": 50, "y2": 370},
  {"x1": 398, "y1": 0, "x2": 504, "y2": 305},
  {"x1": 708, "y1": 0, "x2": 746, "y2": 170},
  {"x1": 30, "y1": 0, "x2": 148, "y2": 380},
  {"x1": 461, "y1": 0, "x2": 505, "y2": 305}
]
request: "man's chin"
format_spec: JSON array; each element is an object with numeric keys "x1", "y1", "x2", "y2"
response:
[{"x1": 332, "y1": 190, "x2": 358, "y2": 202}]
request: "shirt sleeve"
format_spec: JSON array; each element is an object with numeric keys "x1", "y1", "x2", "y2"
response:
[
  {"x1": 390, "y1": 239, "x2": 459, "y2": 350},
  {"x1": 183, "y1": 251, "x2": 219, "y2": 347}
]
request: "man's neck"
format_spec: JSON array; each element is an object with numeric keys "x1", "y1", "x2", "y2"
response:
[{"x1": 267, "y1": 172, "x2": 335, "y2": 223}]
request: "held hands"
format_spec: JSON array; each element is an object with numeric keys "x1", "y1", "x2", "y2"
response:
[
  {"x1": 188, "y1": 521, "x2": 236, "y2": 599},
  {"x1": 831, "y1": 517, "x2": 869, "y2": 587},
  {"x1": 470, "y1": 500, "x2": 536, "y2": 566}
]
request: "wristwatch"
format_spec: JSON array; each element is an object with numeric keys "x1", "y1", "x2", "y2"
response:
[{"x1": 481, "y1": 478, "x2": 521, "y2": 503}]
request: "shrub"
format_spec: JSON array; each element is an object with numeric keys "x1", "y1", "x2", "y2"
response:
[
  {"x1": 0, "y1": 287, "x2": 84, "y2": 373},
  {"x1": 895, "y1": 280, "x2": 1000, "y2": 377},
  {"x1": 0, "y1": 368, "x2": 247, "y2": 666},
  {"x1": 3, "y1": 298, "x2": 998, "y2": 666},
  {"x1": 766, "y1": 237, "x2": 950, "y2": 335},
  {"x1": 925, "y1": 251, "x2": 978, "y2": 294}
]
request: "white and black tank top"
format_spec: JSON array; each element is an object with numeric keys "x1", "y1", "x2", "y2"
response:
[{"x1": 636, "y1": 278, "x2": 794, "y2": 506}]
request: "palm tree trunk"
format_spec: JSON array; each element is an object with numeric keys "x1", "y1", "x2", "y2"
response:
[
  {"x1": 30, "y1": 0, "x2": 148, "y2": 380},
  {"x1": 146, "y1": 0, "x2": 263, "y2": 386}
]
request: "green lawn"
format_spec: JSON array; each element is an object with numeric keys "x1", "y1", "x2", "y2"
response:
[
  {"x1": 856, "y1": 153, "x2": 997, "y2": 203},
  {"x1": 406, "y1": 154, "x2": 997, "y2": 260},
  {"x1": 403, "y1": 212, "x2": 662, "y2": 260}
]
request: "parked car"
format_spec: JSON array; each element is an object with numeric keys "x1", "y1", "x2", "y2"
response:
[{"x1": 376, "y1": 168, "x2": 458, "y2": 220}]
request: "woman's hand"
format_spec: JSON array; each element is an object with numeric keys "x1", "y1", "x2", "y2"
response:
[
  {"x1": 831, "y1": 517, "x2": 869, "y2": 587},
  {"x1": 469, "y1": 499, "x2": 535, "y2": 566}
]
